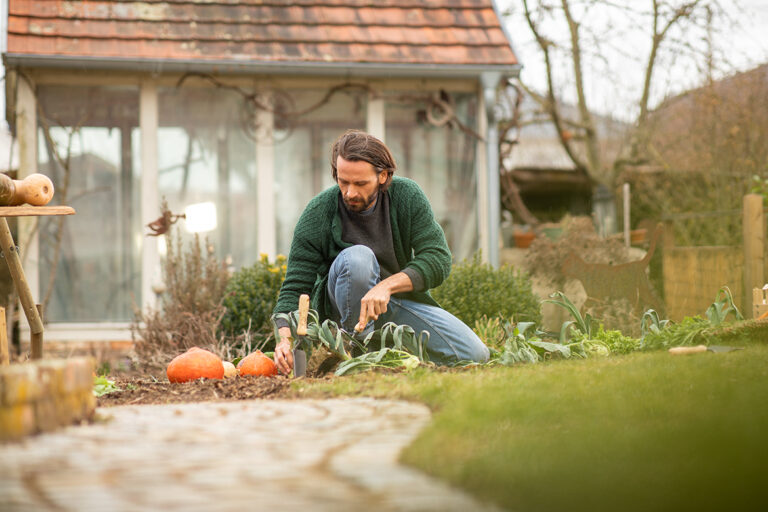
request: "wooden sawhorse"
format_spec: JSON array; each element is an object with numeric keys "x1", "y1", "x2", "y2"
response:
[{"x1": 0, "y1": 205, "x2": 75, "y2": 364}]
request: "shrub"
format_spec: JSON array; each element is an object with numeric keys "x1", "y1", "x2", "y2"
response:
[
  {"x1": 432, "y1": 252, "x2": 541, "y2": 327},
  {"x1": 219, "y1": 253, "x2": 286, "y2": 348},
  {"x1": 132, "y1": 228, "x2": 230, "y2": 361}
]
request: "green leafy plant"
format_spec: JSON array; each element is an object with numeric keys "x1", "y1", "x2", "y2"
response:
[
  {"x1": 642, "y1": 287, "x2": 743, "y2": 350},
  {"x1": 572, "y1": 327, "x2": 639, "y2": 355},
  {"x1": 272, "y1": 309, "x2": 431, "y2": 375},
  {"x1": 335, "y1": 348, "x2": 420, "y2": 376},
  {"x1": 93, "y1": 375, "x2": 120, "y2": 397},
  {"x1": 543, "y1": 291, "x2": 596, "y2": 341},
  {"x1": 432, "y1": 252, "x2": 541, "y2": 327},
  {"x1": 642, "y1": 316, "x2": 711, "y2": 350},
  {"x1": 641, "y1": 309, "x2": 670, "y2": 340},
  {"x1": 220, "y1": 253, "x2": 287, "y2": 349},
  {"x1": 705, "y1": 286, "x2": 743, "y2": 326},
  {"x1": 474, "y1": 316, "x2": 506, "y2": 352},
  {"x1": 499, "y1": 321, "x2": 541, "y2": 364}
]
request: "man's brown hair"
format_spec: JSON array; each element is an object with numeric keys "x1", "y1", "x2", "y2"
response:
[{"x1": 331, "y1": 130, "x2": 396, "y2": 191}]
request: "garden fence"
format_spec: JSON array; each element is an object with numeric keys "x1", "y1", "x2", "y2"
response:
[{"x1": 661, "y1": 194, "x2": 764, "y2": 321}]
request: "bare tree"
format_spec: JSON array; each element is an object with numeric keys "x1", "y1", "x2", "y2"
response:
[{"x1": 504, "y1": 0, "x2": 730, "y2": 189}]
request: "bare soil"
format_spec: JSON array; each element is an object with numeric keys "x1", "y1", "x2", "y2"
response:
[{"x1": 97, "y1": 375, "x2": 292, "y2": 407}]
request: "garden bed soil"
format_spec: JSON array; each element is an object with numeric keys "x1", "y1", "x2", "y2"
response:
[{"x1": 97, "y1": 375, "x2": 293, "y2": 407}]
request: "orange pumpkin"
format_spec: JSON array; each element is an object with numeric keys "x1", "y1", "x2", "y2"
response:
[
  {"x1": 167, "y1": 347, "x2": 225, "y2": 383},
  {"x1": 237, "y1": 350, "x2": 278, "y2": 377}
]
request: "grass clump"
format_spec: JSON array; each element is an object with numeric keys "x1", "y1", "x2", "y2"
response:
[{"x1": 432, "y1": 252, "x2": 541, "y2": 327}]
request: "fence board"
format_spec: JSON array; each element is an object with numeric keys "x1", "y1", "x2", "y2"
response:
[{"x1": 663, "y1": 246, "x2": 743, "y2": 321}]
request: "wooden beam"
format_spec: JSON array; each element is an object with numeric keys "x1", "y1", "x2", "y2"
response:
[
  {"x1": 0, "y1": 307, "x2": 8, "y2": 366},
  {"x1": 0, "y1": 206, "x2": 75, "y2": 217},
  {"x1": 255, "y1": 91, "x2": 276, "y2": 258},
  {"x1": 140, "y1": 80, "x2": 160, "y2": 311}
]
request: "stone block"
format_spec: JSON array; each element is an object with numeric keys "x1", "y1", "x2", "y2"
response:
[
  {"x1": 0, "y1": 403, "x2": 35, "y2": 441},
  {"x1": 36, "y1": 360, "x2": 67, "y2": 398},
  {"x1": 34, "y1": 398, "x2": 60, "y2": 433},
  {"x1": 0, "y1": 363, "x2": 41, "y2": 406},
  {"x1": 63, "y1": 357, "x2": 95, "y2": 393}
]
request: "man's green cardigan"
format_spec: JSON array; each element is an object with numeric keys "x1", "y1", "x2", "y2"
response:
[{"x1": 273, "y1": 176, "x2": 452, "y2": 320}]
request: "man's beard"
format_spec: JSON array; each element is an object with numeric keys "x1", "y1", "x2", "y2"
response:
[{"x1": 343, "y1": 188, "x2": 379, "y2": 212}]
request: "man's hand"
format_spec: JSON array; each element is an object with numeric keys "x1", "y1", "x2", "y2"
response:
[
  {"x1": 274, "y1": 326, "x2": 294, "y2": 375},
  {"x1": 354, "y1": 272, "x2": 415, "y2": 332},
  {"x1": 355, "y1": 281, "x2": 392, "y2": 332}
]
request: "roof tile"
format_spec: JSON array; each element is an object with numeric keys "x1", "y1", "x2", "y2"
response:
[{"x1": 7, "y1": 0, "x2": 517, "y2": 67}]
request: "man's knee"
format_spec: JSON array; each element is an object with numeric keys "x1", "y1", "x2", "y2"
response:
[
  {"x1": 336, "y1": 245, "x2": 378, "y2": 280},
  {"x1": 468, "y1": 338, "x2": 490, "y2": 363}
]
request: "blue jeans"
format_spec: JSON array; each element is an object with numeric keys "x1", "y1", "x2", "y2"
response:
[{"x1": 326, "y1": 245, "x2": 490, "y2": 364}]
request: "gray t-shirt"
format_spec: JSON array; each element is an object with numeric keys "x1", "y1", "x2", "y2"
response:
[{"x1": 338, "y1": 191, "x2": 424, "y2": 291}]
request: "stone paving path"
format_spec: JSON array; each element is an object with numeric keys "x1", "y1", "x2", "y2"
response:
[{"x1": 0, "y1": 398, "x2": 502, "y2": 511}]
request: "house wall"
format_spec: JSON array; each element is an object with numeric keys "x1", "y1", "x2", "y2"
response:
[{"x1": 15, "y1": 69, "x2": 488, "y2": 344}]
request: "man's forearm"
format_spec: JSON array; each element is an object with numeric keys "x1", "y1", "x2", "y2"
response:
[
  {"x1": 278, "y1": 326, "x2": 292, "y2": 343},
  {"x1": 379, "y1": 271, "x2": 414, "y2": 295}
]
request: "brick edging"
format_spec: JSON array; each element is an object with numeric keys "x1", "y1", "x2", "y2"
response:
[{"x1": 0, "y1": 357, "x2": 96, "y2": 442}]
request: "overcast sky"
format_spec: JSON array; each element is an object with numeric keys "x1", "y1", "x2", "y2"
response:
[{"x1": 497, "y1": 0, "x2": 768, "y2": 119}]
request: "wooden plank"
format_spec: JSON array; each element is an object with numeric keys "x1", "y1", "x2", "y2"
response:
[
  {"x1": 0, "y1": 307, "x2": 8, "y2": 366},
  {"x1": 0, "y1": 206, "x2": 75, "y2": 217}
]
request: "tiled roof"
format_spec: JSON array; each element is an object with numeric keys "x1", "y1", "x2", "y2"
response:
[{"x1": 7, "y1": 0, "x2": 518, "y2": 70}]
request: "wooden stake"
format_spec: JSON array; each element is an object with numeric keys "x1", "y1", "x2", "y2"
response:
[
  {"x1": 743, "y1": 194, "x2": 765, "y2": 318},
  {"x1": 0, "y1": 307, "x2": 8, "y2": 365},
  {"x1": 31, "y1": 304, "x2": 43, "y2": 360}
]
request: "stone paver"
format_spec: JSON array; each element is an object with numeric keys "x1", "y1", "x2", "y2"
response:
[{"x1": 0, "y1": 398, "x2": 501, "y2": 511}]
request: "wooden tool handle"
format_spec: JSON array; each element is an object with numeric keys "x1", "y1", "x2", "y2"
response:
[
  {"x1": 669, "y1": 345, "x2": 707, "y2": 355},
  {"x1": 0, "y1": 174, "x2": 55, "y2": 206},
  {"x1": 296, "y1": 294, "x2": 310, "y2": 336}
]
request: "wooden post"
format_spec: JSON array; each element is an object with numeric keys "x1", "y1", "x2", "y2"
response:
[
  {"x1": 0, "y1": 307, "x2": 8, "y2": 365},
  {"x1": 31, "y1": 304, "x2": 43, "y2": 359},
  {"x1": 0, "y1": 217, "x2": 44, "y2": 357},
  {"x1": 663, "y1": 220, "x2": 676, "y2": 250},
  {"x1": 623, "y1": 183, "x2": 630, "y2": 247},
  {"x1": 743, "y1": 194, "x2": 765, "y2": 318}
]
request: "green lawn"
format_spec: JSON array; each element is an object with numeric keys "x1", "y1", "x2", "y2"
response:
[{"x1": 294, "y1": 341, "x2": 768, "y2": 512}]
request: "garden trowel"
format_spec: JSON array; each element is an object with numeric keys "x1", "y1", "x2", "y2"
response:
[
  {"x1": 668, "y1": 345, "x2": 744, "y2": 355},
  {"x1": 293, "y1": 294, "x2": 309, "y2": 378}
]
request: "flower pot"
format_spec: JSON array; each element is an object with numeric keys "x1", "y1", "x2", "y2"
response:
[
  {"x1": 514, "y1": 231, "x2": 536, "y2": 249},
  {"x1": 630, "y1": 228, "x2": 647, "y2": 245}
]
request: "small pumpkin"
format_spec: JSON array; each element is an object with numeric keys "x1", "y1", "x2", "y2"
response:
[
  {"x1": 222, "y1": 361, "x2": 238, "y2": 379},
  {"x1": 167, "y1": 347, "x2": 225, "y2": 383},
  {"x1": 237, "y1": 350, "x2": 278, "y2": 377}
]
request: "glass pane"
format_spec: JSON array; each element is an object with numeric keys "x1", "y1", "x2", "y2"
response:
[
  {"x1": 157, "y1": 86, "x2": 259, "y2": 268},
  {"x1": 36, "y1": 85, "x2": 141, "y2": 322},
  {"x1": 273, "y1": 89, "x2": 367, "y2": 255},
  {"x1": 385, "y1": 92, "x2": 479, "y2": 260}
]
